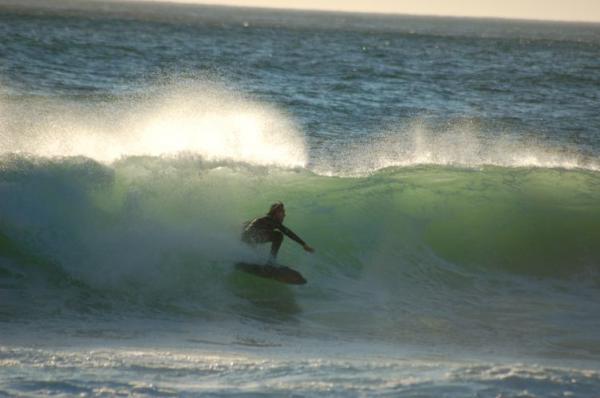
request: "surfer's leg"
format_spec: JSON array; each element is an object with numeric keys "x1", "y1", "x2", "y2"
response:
[
  {"x1": 269, "y1": 231, "x2": 283, "y2": 261},
  {"x1": 241, "y1": 227, "x2": 266, "y2": 245}
]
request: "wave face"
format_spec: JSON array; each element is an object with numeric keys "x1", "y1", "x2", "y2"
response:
[
  {"x1": 2, "y1": 155, "x2": 599, "y2": 353},
  {"x1": 3, "y1": 156, "x2": 598, "y2": 283}
]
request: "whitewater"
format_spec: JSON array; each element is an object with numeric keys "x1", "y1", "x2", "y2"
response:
[{"x1": 1, "y1": 1, "x2": 600, "y2": 396}]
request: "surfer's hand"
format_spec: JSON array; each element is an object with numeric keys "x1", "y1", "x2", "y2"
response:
[{"x1": 303, "y1": 244, "x2": 315, "y2": 253}]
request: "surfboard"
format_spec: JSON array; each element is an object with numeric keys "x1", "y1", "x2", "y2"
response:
[{"x1": 235, "y1": 262, "x2": 307, "y2": 285}]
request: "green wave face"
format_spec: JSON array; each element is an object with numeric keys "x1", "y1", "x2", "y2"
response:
[
  {"x1": 1, "y1": 155, "x2": 599, "y2": 288},
  {"x1": 293, "y1": 165, "x2": 600, "y2": 278},
  {"x1": 1, "y1": 155, "x2": 599, "y2": 352}
]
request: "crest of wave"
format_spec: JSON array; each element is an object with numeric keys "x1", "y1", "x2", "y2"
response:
[
  {"x1": 0, "y1": 81, "x2": 307, "y2": 168},
  {"x1": 312, "y1": 120, "x2": 600, "y2": 176}
]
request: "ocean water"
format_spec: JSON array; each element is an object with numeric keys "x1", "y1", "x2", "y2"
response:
[{"x1": 1, "y1": 1, "x2": 600, "y2": 396}]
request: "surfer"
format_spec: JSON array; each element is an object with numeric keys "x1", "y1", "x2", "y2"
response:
[{"x1": 241, "y1": 202, "x2": 314, "y2": 264}]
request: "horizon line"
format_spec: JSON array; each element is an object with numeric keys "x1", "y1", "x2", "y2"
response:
[
  {"x1": 139, "y1": 0, "x2": 600, "y2": 24},
  {"x1": 3, "y1": 0, "x2": 600, "y2": 24}
]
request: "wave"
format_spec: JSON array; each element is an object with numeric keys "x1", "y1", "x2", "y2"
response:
[
  {"x1": 1, "y1": 154, "x2": 599, "y2": 358},
  {"x1": 1, "y1": 155, "x2": 599, "y2": 289}
]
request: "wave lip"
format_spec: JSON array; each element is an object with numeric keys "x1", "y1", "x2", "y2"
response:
[{"x1": 310, "y1": 123, "x2": 600, "y2": 176}]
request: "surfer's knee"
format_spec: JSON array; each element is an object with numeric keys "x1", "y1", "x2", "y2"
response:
[{"x1": 272, "y1": 231, "x2": 283, "y2": 243}]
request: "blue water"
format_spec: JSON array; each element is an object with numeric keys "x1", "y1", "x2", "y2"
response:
[{"x1": 1, "y1": 1, "x2": 600, "y2": 396}]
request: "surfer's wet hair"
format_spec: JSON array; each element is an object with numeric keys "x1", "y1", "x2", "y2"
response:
[{"x1": 268, "y1": 201, "x2": 284, "y2": 216}]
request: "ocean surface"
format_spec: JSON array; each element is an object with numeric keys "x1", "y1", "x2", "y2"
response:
[{"x1": 1, "y1": 1, "x2": 600, "y2": 396}]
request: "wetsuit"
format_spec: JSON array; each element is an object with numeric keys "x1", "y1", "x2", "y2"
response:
[{"x1": 241, "y1": 215, "x2": 306, "y2": 259}]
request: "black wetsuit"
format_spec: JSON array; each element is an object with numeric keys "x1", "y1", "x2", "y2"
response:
[{"x1": 241, "y1": 215, "x2": 306, "y2": 259}]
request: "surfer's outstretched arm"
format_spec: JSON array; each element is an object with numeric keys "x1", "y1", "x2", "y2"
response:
[{"x1": 278, "y1": 224, "x2": 315, "y2": 253}]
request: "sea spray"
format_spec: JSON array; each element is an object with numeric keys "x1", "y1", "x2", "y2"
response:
[{"x1": 0, "y1": 81, "x2": 307, "y2": 167}]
